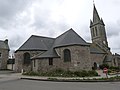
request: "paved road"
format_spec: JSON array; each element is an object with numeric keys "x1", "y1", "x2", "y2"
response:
[
  {"x1": 0, "y1": 71, "x2": 21, "y2": 82},
  {"x1": 0, "y1": 71, "x2": 120, "y2": 90},
  {"x1": 0, "y1": 79, "x2": 120, "y2": 90},
  {"x1": 0, "y1": 71, "x2": 15, "y2": 74}
]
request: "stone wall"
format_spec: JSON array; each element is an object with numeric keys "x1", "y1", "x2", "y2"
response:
[
  {"x1": 112, "y1": 55, "x2": 120, "y2": 67},
  {"x1": 32, "y1": 58, "x2": 60, "y2": 72},
  {"x1": 0, "y1": 49, "x2": 9, "y2": 69},
  {"x1": 55, "y1": 45, "x2": 92, "y2": 71},
  {"x1": 15, "y1": 50, "x2": 44, "y2": 72},
  {"x1": 33, "y1": 45, "x2": 92, "y2": 72},
  {"x1": 90, "y1": 53, "x2": 105, "y2": 68}
]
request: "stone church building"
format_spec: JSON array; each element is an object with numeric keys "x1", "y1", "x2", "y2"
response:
[
  {"x1": 0, "y1": 39, "x2": 9, "y2": 69},
  {"x1": 15, "y1": 5, "x2": 120, "y2": 73}
]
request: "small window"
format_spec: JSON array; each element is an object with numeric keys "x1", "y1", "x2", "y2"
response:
[
  {"x1": 0, "y1": 53, "x2": 2, "y2": 58},
  {"x1": 23, "y1": 52, "x2": 31, "y2": 64},
  {"x1": 64, "y1": 49, "x2": 71, "y2": 62},
  {"x1": 49, "y1": 58, "x2": 53, "y2": 65}
]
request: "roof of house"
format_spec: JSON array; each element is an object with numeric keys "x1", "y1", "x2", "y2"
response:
[
  {"x1": 0, "y1": 40, "x2": 9, "y2": 50},
  {"x1": 17, "y1": 28, "x2": 108, "y2": 59},
  {"x1": 17, "y1": 29, "x2": 89, "y2": 52},
  {"x1": 89, "y1": 43, "x2": 106, "y2": 54},
  {"x1": 31, "y1": 48, "x2": 60, "y2": 59},
  {"x1": 53, "y1": 28, "x2": 89, "y2": 48},
  {"x1": 17, "y1": 35, "x2": 55, "y2": 51},
  {"x1": 104, "y1": 55, "x2": 113, "y2": 62},
  {"x1": 30, "y1": 29, "x2": 90, "y2": 59}
]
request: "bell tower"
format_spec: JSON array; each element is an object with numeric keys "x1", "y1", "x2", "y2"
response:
[{"x1": 90, "y1": 4, "x2": 109, "y2": 51}]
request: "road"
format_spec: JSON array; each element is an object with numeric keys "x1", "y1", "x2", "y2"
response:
[
  {"x1": 0, "y1": 79, "x2": 120, "y2": 90},
  {"x1": 0, "y1": 71, "x2": 120, "y2": 90}
]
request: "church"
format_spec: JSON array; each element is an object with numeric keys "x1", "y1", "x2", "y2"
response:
[{"x1": 15, "y1": 5, "x2": 120, "y2": 73}]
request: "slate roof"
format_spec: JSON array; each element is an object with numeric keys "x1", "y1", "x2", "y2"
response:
[
  {"x1": 53, "y1": 28, "x2": 89, "y2": 48},
  {"x1": 89, "y1": 43, "x2": 106, "y2": 54},
  {"x1": 17, "y1": 28, "x2": 94, "y2": 59},
  {"x1": 93, "y1": 4, "x2": 100, "y2": 23},
  {"x1": 31, "y1": 28, "x2": 89, "y2": 59},
  {"x1": 17, "y1": 35, "x2": 55, "y2": 51},
  {"x1": 31, "y1": 48, "x2": 60, "y2": 59},
  {"x1": 104, "y1": 55, "x2": 113, "y2": 62},
  {"x1": 114, "y1": 53, "x2": 120, "y2": 57},
  {"x1": 0, "y1": 40, "x2": 9, "y2": 50}
]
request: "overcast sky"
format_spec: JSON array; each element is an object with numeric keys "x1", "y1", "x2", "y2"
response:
[{"x1": 0, "y1": 0, "x2": 120, "y2": 55}]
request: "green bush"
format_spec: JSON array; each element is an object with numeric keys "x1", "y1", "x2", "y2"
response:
[
  {"x1": 108, "y1": 69, "x2": 112, "y2": 74},
  {"x1": 23, "y1": 69, "x2": 98, "y2": 77},
  {"x1": 109, "y1": 66, "x2": 119, "y2": 70},
  {"x1": 80, "y1": 70, "x2": 89, "y2": 77},
  {"x1": 99, "y1": 64, "x2": 109, "y2": 69},
  {"x1": 23, "y1": 71, "x2": 40, "y2": 76},
  {"x1": 74, "y1": 70, "x2": 98, "y2": 77},
  {"x1": 88, "y1": 70, "x2": 98, "y2": 76}
]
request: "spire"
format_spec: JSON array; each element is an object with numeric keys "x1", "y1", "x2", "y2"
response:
[
  {"x1": 90, "y1": 19, "x2": 93, "y2": 27},
  {"x1": 100, "y1": 18, "x2": 105, "y2": 26},
  {"x1": 93, "y1": 4, "x2": 100, "y2": 23}
]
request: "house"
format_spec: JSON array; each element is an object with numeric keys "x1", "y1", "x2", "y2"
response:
[
  {"x1": 15, "y1": 5, "x2": 120, "y2": 73},
  {"x1": 112, "y1": 53, "x2": 120, "y2": 68},
  {"x1": 0, "y1": 39, "x2": 9, "y2": 69}
]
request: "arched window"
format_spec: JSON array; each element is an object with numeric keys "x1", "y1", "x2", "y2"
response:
[
  {"x1": 23, "y1": 52, "x2": 31, "y2": 64},
  {"x1": 93, "y1": 62, "x2": 97, "y2": 70},
  {"x1": 63, "y1": 49, "x2": 71, "y2": 62}
]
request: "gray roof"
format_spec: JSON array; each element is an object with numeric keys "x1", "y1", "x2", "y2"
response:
[
  {"x1": 17, "y1": 35, "x2": 55, "y2": 51},
  {"x1": 104, "y1": 55, "x2": 113, "y2": 62},
  {"x1": 90, "y1": 5, "x2": 105, "y2": 27},
  {"x1": 114, "y1": 53, "x2": 120, "y2": 57},
  {"x1": 17, "y1": 29, "x2": 89, "y2": 52},
  {"x1": 89, "y1": 43, "x2": 106, "y2": 54},
  {"x1": 31, "y1": 29, "x2": 90, "y2": 59},
  {"x1": 93, "y1": 4, "x2": 100, "y2": 23},
  {"x1": 53, "y1": 28, "x2": 89, "y2": 48},
  {"x1": 17, "y1": 28, "x2": 91, "y2": 59},
  {"x1": 0, "y1": 40, "x2": 9, "y2": 50},
  {"x1": 31, "y1": 48, "x2": 59, "y2": 59}
]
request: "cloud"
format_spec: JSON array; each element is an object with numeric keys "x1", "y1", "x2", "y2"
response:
[
  {"x1": 30, "y1": 0, "x2": 69, "y2": 37},
  {"x1": 0, "y1": 0, "x2": 33, "y2": 29},
  {"x1": 107, "y1": 23, "x2": 120, "y2": 38},
  {"x1": 0, "y1": 0, "x2": 120, "y2": 55}
]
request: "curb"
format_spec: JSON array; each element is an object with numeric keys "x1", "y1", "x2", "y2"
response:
[{"x1": 21, "y1": 77, "x2": 120, "y2": 82}]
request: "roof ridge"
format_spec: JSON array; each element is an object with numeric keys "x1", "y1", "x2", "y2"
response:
[
  {"x1": 32, "y1": 35, "x2": 55, "y2": 39},
  {"x1": 55, "y1": 28, "x2": 73, "y2": 39}
]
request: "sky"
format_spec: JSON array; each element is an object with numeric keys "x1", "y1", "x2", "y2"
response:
[{"x1": 0, "y1": 0, "x2": 120, "y2": 55}]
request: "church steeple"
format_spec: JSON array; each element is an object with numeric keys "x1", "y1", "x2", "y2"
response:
[
  {"x1": 93, "y1": 4, "x2": 100, "y2": 23},
  {"x1": 90, "y1": 3, "x2": 109, "y2": 49},
  {"x1": 90, "y1": 4, "x2": 105, "y2": 27}
]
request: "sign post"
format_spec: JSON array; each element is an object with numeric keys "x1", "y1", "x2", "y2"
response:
[{"x1": 103, "y1": 68, "x2": 108, "y2": 78}]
